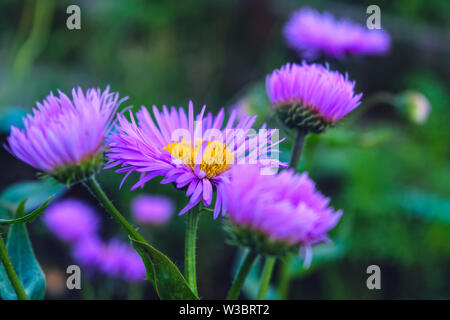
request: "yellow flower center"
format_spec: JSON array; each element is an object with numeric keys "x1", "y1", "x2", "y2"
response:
[{"x1": 163, "y1": 139, "x2": 235, "y2": 178}]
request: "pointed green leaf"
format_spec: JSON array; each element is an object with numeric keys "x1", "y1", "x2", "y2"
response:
[
  {"x1": 131, "y1": 239, "x2": 198, "y2": 300},
  {"x1": 0, "y1": 196, "x2": 54, "y2": 225},
  {"x1": 0, "y1": 221, "x2": 46, "y2": 299}
]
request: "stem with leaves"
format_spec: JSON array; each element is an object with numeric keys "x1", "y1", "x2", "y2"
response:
[
  {"x1": 83, "y1": 176, "x2": 146, "y2": 243},
  {"x1": 0, "y1": 235, "x2": 28, "y2": 300}
]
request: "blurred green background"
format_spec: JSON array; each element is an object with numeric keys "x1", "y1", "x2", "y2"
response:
[{"x1": 0, "y1": 0, "x2": 449, "y2": 299}]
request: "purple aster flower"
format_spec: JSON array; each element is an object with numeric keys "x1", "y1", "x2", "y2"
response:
[
  {"x1": 283, "y1": 7, "x2": 391, "y2": 59},
  {"x1": 223, "y1": 165, "x2": 342, "y2": 266},
  {"x1": 106, "y1": 101, "x2": 284, "y2": 218},
  {"x1": 266, "y1": 62, "x2": 362, "y2": 133},
  {"x1": 43, "y1": 199, "x2": 99, "y2": 243},
  {"x1": 131, "y1": 194, "x2": 174, "y2": 225},
  {"x1": 4, "y1": 87, "x2": 125, "y2": 184}
]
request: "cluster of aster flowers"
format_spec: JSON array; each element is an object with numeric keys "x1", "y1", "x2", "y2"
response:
[
  {"x1": 44, "y1": 199, "x2": 145, "y2": 282},
  {"x1": 284, "y1": 7, "x2": 391, "y2": 59},
  {"x1": 3, "y1": 63, "x2": 356, "y2": 294},
  {"x1": 266, "y1": 62, "x2": 362, "y2": 133},
  {"x1": 106, "y1": 101, "x2": 284, "y2": 218},
  {"x1": 0, "y1": 2, "x2": 393, "y2": 301},
  {"x1": 5, "y1": 87, "x2": 125, "y2": 184},
  {"x1": 223, "y1": 165, "x2": 342, "y2": 266}
]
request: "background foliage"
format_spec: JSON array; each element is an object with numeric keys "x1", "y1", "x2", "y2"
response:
[{"x1": 0, "y1": 0, "x2": 449, "y2": 299}]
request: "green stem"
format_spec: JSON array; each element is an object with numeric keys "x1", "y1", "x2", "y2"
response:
[
  {"x1": 227, "y1": 250, "x2": 258, "y2": 300},
  {"x1": 289, "y1": 129, "x2": 306, "y2": 171},
  {"x1": 0, "y1": 235, "x2": 28, "y2": 300},
  {"x1": 257, "y1": 256, "x2": 276, "y2": 300},
  {"x1": 185, "y1": 205, "x2": 201, "y2": 296},
  {"x1": 83, "y1": 176, "x2": 145, "y2": 243},
  {"x1": 277, "y1": 257, "x2": 291, "y2": 300},
  {"x1": 346, "y1": 91, "x2": 396, "y2": 125}
]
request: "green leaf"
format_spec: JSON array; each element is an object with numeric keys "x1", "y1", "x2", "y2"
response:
[
  {"x1": 0, "y1": 204, "x2": 46, "y2": 299},
  {"x1": 0, "y1": 180, "x2": 65, "y2": 213},
  {"x1": 0, "y1": 196, "x2": 54, "y2": 225},
  {"x1": 0, "y1": 180, "x2": 65, "y2": 220},
  {"x1": 131, "y1": 238, "x2": 198, "y2": 300}
]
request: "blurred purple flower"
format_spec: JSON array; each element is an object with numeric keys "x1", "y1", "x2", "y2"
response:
[
  {"x1": 224, "y1": 165, "x2": 342, "y2": 267},
  {"x1": 5, "y1": 87, "x2": 125, "y2": 183},
  {"x1": 72, "y1": 236, "x2": 104, "y2": 269},
  {"x1": 131, "y1": 195, "x2": 174, "y2": 225},
  {"x1": 106, "y1": 101, "x2": 284, "y2": 218},
  {"x1": 44, "y1": 199, "x2": 145, "y2": 282},
  {"x1": 72, "y1": 237, "x2": 146, "y2": 282},
  {"x1": 98, "y1": 239, "x2": 146, "y2": 282},
  {"x1": 43, "y1": 199, "x2": 99, "y2": 243},
  {"x1": 284, "y1": 7, "x2": 390, "y2": 59},
  {"x1": 266, "y1": 62, "x2": 362, "y2": 131}
]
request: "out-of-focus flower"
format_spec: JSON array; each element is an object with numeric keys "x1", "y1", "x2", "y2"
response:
[
  {"x1": 72, "y1": 237, "x2": 146, "y2": 282},
  {"x1": 266, "y1": 62, "x2": 362, "y2": 133},
  {"x1": 106, "y1": 101, "x2": 284, "y2": 218},
  {"x1": 223, "y1": 165, "x2": 342, "y2": 266},
  {"x1": 5, "y1": 87, "x2": 125, "y2": 184},
  {"x1": 398, "y1": 91, "x2": 431, "y2": 125},
  {"x1": 72, "y1": 236, "x2": 104, "y2": 269},
  {"x1": 43, "y1": 199, "x2": 99, "y2": 243},
  {"x1": 44, "y1": 199, "x2": 145, "y2": 282},
  {"x1": 131, "y1": 194, "x2": 174, "y2": 225},
  {"x1": 283, "y1": 7, "x2": 391, "y2": 59},
  {"x1": 97, "y1": 239, "x2": 146, "y2": 282}
]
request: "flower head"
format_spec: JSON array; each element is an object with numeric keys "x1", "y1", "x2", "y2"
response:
[
  {"x1": 106, "y1": 101, "x2": 284, "y2": 218},
  {"x1": 284, "y1": 7, "x2": 391, "y2": 59},
  {"x1": 398, "y1": 91, "x2": 431, "y2": 125},
  {"x1": 223, "y1": 165, "x2": 342, "y2": 265},
  {"x1": 43, "y1": 199, "x2": 99, "y2": 243},
  {"x1": 131, "y1": 194, "x2": 174, "y2": 225},
  {"x1": 5, "y1": 87, "x2": 125, "y2": 184},
  {"x1": 266, "y1": 62, "x2": 362, "y2": 133}
]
